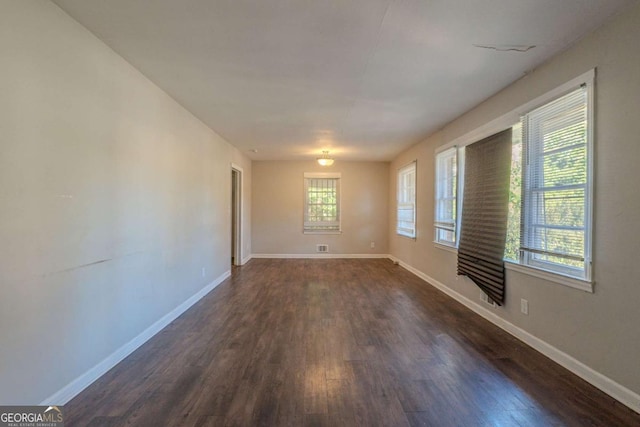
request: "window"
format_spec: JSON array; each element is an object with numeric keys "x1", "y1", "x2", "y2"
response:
[
  {"x1": 397, "y1": 162, "x2": 416, "y2": 238},
  {"x1": 303, "y1": 172, "x2": 340, "y2": 233},
  {"x1": 519, "y1": 85, "x2": 592, "y2": 280},
  {"x1": 434, "y1": 147, "x2": 460, "y2": 246},
  {"x1": 505, "y1": 123, "x2": 523, "y2": 262},
  {"x1": 433, "y1": 71, "x2": 594, "y2": 288}
]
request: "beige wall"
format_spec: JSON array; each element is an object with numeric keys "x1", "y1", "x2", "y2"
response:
[
  {"x1": 390, "y1": 3, "x2": 640, "y2": 397},
  {"x1": 4, "y1": 0, "x2": 638, "y2": 408},
  {"x1": 0, "y1": 1, "x2": 251, "y2": 404},
  {"x1": 253, "y1": 161, "x2": 389, "y2": 255}
]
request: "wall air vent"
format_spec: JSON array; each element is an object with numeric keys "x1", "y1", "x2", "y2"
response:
[
  {"x1": 480, "y1": 291, "x2": 497, "y2": 308},
  {"x1": 317, "y1": 244, "x2": 329, "y2": 253}
]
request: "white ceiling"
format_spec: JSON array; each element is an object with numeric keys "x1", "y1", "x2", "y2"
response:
[{"x1": 52, "y1": 0, "x2": 632, "y2": 161}]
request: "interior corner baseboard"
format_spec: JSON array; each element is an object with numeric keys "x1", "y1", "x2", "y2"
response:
[
  {"x1": 250, "y1": 253, "x2": 391, "y2": 259},
  {"x1": 241, "y1": 254, "x2": 252, "y2": 265},
  {"x1": 39, "y1": 270, "x2": 231, "y2": 406},
  {"x1": 389, "y1": 256, "x2": 640, "y2": 414}
]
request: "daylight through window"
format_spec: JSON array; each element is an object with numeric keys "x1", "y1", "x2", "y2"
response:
[
  {"x1": 434, "y1": 147, "x2": 459, "y2": 246},
  {"x1": 397, "y1": 162, "x2": 417, "y2": 238},
  {"x1": 304, "y1": 173, "x2": 341, "y2": 233},
  {"x1": 434, "y1": 73, "x2": 593, "y2": 285},
  {"x1": 519, "y1": 85, "x2": 591, "y2": 280}
]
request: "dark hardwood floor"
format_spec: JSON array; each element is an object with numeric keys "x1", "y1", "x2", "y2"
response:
[{"x1": 65, "y1": 259, "x2": 640, "y2": 426}]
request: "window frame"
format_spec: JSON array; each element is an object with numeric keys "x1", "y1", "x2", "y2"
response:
[
  {"x1": 432, "y1": 69, "x2": 595, "y2": 292},
  {"x1": 397, "y1": 161, "x2": 417, "y2": 238},
  {"x1": 519, "y1": 83, "x2": 594, "y2": 283},
  {"x1": 434, "y1": 147, "x2": 463, "y2": 247},
  {"x1": 303, "y1": 172, "x2": 341, "y2": 234}
]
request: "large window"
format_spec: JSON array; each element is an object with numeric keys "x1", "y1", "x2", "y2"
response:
[
  {"x1": 434, "y1": 71, "x2": 593, "y2": 288},
  {"x1": 397, "y1": 162, "x2": 416, "y2": 238},
  {"x1": 303, "y1": 173, "x2": 341, "y2": 233},
  {"x1": 519, "y1": 85, "x2": 592, "y2": 280},
  {"x1": 434, "y1": 147, "x2": 460, "y2": 246}
]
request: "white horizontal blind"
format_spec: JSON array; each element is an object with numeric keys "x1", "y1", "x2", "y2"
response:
[
  {"x1": 304, "y1": 175, "x2": 340, "y2": 232},
  {"x1": 521, "y1": 86, "x2": 589, "y2": 278},
  {"x1": 435, "y1": 148, "x2": 457, "y2": 245},
  {"x1": 397, "y1": 162, "x2": 416, "y2": 237}
]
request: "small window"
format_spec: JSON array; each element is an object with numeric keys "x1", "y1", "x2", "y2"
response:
[
  {"x1": 304, "y1": 173, "x2": 340, "y2": 233},
  {"x1": 519, "y1": 85, "x2": 592, "y2": 280},
  {"x1": 434, "y1": 147, "x2": 461, "y2": 246},
  {"x1": 397, "y1": 162, "x2": 417, "y2": 238},
  {"x1": 505, "y1": 122, "x2": 523, "y2": 262}
]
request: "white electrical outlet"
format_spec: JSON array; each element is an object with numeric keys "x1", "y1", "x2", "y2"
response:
[
  {"x1": 370, "y1": 241, "x2": 375, "y2": 248},
  {"x1": 521, "y1": 298, "x2": 529, "y2": 315}
]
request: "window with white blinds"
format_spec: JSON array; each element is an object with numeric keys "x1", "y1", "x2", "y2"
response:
[
  {"x1": 304, "y1": 173, "x2": 341, "y2": 233},
  {"x1": 521, "y1": 85, "x2": 592, "y2": 280},
  {"x1": 434, "y1": 147, "x2": 459, "y2": 246},
  {"x1": 397, "y1": 162, "x2": 416, "y2": 238}
]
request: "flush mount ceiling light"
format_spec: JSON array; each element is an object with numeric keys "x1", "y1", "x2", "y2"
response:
[{"x1": 317, "y1": 151, "x2": 334, "y2": 166}]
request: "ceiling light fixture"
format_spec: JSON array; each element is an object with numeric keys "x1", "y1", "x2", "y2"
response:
[{"x1": 317, "y1": 151, "x2": 334, "y2": 166}]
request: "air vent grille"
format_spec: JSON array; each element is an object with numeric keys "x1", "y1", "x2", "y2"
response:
[{"x1": 480, "y1": 291, "x2": 497, "y2": 308}]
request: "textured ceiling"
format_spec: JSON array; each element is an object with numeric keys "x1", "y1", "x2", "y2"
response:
[{"x1": 53, "y1": 0, "x2": 632, "y2": 161}]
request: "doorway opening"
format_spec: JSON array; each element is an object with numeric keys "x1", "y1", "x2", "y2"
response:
[{"x1": 231, "y1": 165, "x2": 243, "y2": 266}]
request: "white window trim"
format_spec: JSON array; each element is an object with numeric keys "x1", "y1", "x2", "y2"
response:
[
  {"x1": 520, "y1": 82, "x2": 594, "y2": 283},
  {"x1": 397, "y1": 161, "x2": 417, "y2": 239},
  {"x1": 456, "y1": 148, "x2": 465, "y2": 245},
  {"x1": 433, "y1": 146, "x2": 464, "y2": 248},
  {"x1": 303, "y1": 172, "x2": 342, "y2": 234},
  {"x1": 439, "y1": 69, "x2": 595, "y2": 151},
  {"x1": 433, "y1": 69, "x2": 595, "y2": 291},
  {"x1": 505, "y1": 261, "x2": 593, "y2": 293},
  {"x1": 303, "y1": 231, "x2": 342, "y2": 235},
  {"x1": 304, "y1": 172, "x2": 341, "y2": 179},
  {"x1": 434, "y1": 242, "x2": 458, "y2": 253}
]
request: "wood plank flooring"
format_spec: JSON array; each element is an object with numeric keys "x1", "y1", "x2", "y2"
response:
[{"x1": 65, "y1": 259, "x2": 640, "y2": 426}]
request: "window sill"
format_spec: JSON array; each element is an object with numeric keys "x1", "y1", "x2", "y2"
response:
[
  {"x1": 434, "y1": 242, "x2": 457, "y2": 253},
  {"x1": 303, "y1": 231, "x2": 342, "y2": 235},
  {"x1": 397, "y1": 233, "x2": 416, "y2": 240},
  {"x1": 504, "y1": 261, "x2": 594, "y2": 293}
]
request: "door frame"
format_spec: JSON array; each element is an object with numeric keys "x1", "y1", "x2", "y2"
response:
[{"x1": 231, "y1": 163, "x2": 243, "y2": 266}]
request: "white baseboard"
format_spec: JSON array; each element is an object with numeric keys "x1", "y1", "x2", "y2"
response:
[
  {"x1": 40, "y1": 270, "x2": 231, "y2": 406},
  {"x1": 388, "y1": 255, "x2": 640, "y2": 414},
  {"x1": 251, "y1": 253, "x2": 391, "y2": 259},
  {"x1": 241, "y1": 254, "x2": 252, "y2": 265}
]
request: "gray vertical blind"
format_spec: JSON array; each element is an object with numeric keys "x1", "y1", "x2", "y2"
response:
[{"x1": 457, "y1": 129, "x2": 512, "y2": 305}]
